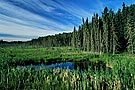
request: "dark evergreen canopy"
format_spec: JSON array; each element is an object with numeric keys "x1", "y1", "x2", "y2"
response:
[{"x1": 1, "y1": 3, "x2": 135, "y2": 54}]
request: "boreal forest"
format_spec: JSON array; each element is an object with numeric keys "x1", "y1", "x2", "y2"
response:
[
  {"x1": 1, "y1": 3, "x2": 135, "y2": 54},
  {"x1": 1, "y1": 2, "x2": 135, "y2": 90}
]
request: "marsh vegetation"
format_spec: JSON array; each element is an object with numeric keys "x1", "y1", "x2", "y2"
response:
[
  {"x1": 0, "y1": 47, "x2": 135, "y2": 89},
  {"x1": 1, "y1": 2, "x2": 135, "y2": 90}
]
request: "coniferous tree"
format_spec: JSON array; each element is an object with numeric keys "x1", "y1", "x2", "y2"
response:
[
  {"x1": 126, "y1": 4, "x2": 135, "y2": 54},
  {"x1": 78, "y1": 26, "x2": 83, "y2": 49},
  {"x1": 25, "y1": 3, "x2": 135, "y2": 54},
  {"x1": 71, "y1": 27, "x2": 77, "y2": 47},
  {"x1": 82, "y1": 20, "x2": 87, "y2": 51},
  {"x1": 102, "y1": 7, "x2": 109, "y2": 53},
  {"x1": 98, "y1": 17, "x2": 103, "y2": 54},
  {"x1": 85, "y1": 18, "x2": 90, "y2": 51},
  {"x1": 91, "y1": 16, "x2": 96, "y2": 52}
]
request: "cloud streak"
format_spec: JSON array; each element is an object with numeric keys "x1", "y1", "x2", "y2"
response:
[{"x1": 0, "y1": 0, "x2": 135, "y2": 41}]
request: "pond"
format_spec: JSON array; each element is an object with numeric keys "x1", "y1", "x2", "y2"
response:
[
  {"x1": 17, "y1": 62, "x2": 74, "y2": 70},
  {"x1": 17, "y1": 60, "x2": 111, "y2": 71}
]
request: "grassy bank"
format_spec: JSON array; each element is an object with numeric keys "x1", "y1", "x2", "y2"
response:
[
  {"x1": 0, "y1": 47, "x2": 135, "y2": 89},
  {"x1": 0, "y1": 47, "x2": 99, "y2": 66}
]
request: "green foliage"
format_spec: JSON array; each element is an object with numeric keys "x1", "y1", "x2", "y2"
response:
[
  {"x1": 0, "y1": 47, "x2": 135, "y2": 89},
  {"x1": 1, "y1": 3, "x2": 135, "y2": 54},
  {"x1": 70, "y1": 3, "x2": 135, "y2": 54},
  {"x1": 1, "y1": 2, "x2": 135, "y2": 90},
  {"x1": 28, "y1": 33, "x2": 72, "y2": 47},
  {"x1": 0, "y1": 47, "x2": 99, "y2": 66}
]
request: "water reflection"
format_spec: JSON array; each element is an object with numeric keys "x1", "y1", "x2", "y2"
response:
[
  {"x1": 17, "y1": 62, "x2": 74, "y2": 70},
  {"x1": 17, "y1": 60, "x2": 111, "y2": 71}
]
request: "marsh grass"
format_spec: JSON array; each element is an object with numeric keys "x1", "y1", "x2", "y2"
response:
[{"x1": 0, "y1": 47, "x2": 135, "y2": 90}]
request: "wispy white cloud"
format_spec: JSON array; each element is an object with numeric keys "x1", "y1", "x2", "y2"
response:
[
  {"x1": 40, "y1": 0, "x2": 104, "y2": 22},
  {"x1": 0, "y1": 1, "x2": 73, "y2": 31},
  {"x1": 41, "y1": 0, "x2": 93, "y2": 19},
  {"x1": 0, "y1": 20, "x2": 61, "y2": 38},
  {"x1": 0, "y1": 36, "x2": 32, "y2": 41},
  {"x1": 0, "y1": 0, "x2": 74, "y2": 41},
  {"x1": 1, "y1": 0, "x2": 133, "y2": 41},
  {"x1": 0, "y1": 0, "x2": 104, "y2": 41}
]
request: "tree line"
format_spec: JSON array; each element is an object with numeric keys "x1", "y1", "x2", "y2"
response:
[
  {"x1": 1, "y1": 3, "x2": 135, "y2": 54},
  {"x1": 28, "y1": 33, "x2": 72, "y2": 47},
  {"x1": 29, "y1": 3, "x2": 135, "y2": 54},
  {"x1": 72, "y1": 3, "x2": 135, "y2": 54}
]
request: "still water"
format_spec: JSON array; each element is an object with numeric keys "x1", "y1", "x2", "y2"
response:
[
  {"x1": 17, "y1": 62, "x2": 74, "y2": 70},
  {"x1": 17, "y1": 60, "x2": 109, "y2": 71}
]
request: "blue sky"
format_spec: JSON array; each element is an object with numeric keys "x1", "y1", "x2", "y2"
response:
[{"x1": 0, "y1": 0, "x2": 135, "y2": 41}]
